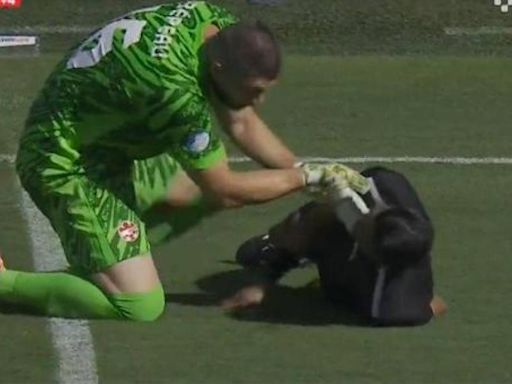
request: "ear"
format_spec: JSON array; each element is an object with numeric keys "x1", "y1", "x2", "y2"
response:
[{"x1": 210, "y1": 60, "x2": 223, "y2": 75}]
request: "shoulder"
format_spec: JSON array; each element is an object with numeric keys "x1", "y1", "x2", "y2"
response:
[
  {"x1": 363, "y1": 166, "x2": 424, "y2": 209},
  {"x1": 362, "y1": 166, "x2": 407, "y2": 182},
  {"x1": 178, "y1": 93, "x2": 211, "y2": 122},
  {"x1": 197, "y1": 2, "x2": 238, "y2": 27}
]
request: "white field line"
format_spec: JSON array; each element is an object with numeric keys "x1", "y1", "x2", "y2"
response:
[
  {"x1": 5, "y1": 25, "x2": 512, "y2": 36},
  {"x1": 19, "y1": 189, "x2": 99, "y2": 384},
  {"x1": 0, "y1": 154, "x2": 15, "y2": 164},
  {"x1": 444, "y1": 26, "x2": 512, "y2": 36},
  {"x1": 4, "y1": 154, "x2": 512, "y2": 165},
  {"x1": 4, "y1": 25, "x2": 97, "y2": 34},
  {"x1": 231, "y1": 156, "x2": 512, "y2": 165}
]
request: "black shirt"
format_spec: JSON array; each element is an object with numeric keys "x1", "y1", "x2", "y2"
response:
[{"x1": 314, "y1": 167, "x2": 434, "y2": 326}]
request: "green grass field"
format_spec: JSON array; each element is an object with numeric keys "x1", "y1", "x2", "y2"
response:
[{"x1": 1, "y1": 8, "x2": 512, "y2": 383}]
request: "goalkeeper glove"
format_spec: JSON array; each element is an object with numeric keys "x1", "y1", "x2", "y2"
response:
[{"x1": 300, "y1": 162, "x2": 370, "y2": 194}]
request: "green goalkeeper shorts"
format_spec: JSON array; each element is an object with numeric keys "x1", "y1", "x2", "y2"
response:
[{"x1": 18, "y1": 148, "x2": 181, "y2": 275}]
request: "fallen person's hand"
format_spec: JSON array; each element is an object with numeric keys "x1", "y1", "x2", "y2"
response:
[{"x1": 221, "y1": 285, "x2": 266, "y2": 311}]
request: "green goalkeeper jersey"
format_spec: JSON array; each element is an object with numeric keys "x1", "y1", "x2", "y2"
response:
[{"x1": 18, "y1": 1, "x2": 237, "y2": 180}]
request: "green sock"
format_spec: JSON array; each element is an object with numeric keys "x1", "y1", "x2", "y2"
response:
[
  {"x1": 0, "y1": 270, "x2": 123, "y2": 319},
  {"x1": 0, "y1": 270, "x2": 166, "y2": 321}
]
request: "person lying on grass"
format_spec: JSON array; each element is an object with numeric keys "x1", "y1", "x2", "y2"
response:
[{"x1": 224, "y1": 166, "x2": 447, "y2": 326}]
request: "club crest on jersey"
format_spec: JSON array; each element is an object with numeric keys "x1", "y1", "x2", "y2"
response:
[
  {"x1": 117, "y1": 221, "x2": 139, "y2": 242},
  {"x1": 183, "y1": 131, "x2": 210, "y2": 154}
]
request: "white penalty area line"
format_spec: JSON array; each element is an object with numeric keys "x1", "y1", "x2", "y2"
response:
[
  {"x1": 4, "y1": 25, "x2": 97, "y2": 34},
  {"x1": 19, "y1": 189, "x2": 99, "y2": 384},
  {"x1": 3, "y1": 154, "x2": 512, "y2": 165},
  {"x1": 230, "y1": 156, "x2": 512, "y2": 165},
  {"x1": 6, "y1": 25, "x2": 512, "y2": 36},
  {"x1": 0, "y1": 154, "x2": 15, "y2": 164},
  {"x1": 444, "y1": 26, "x2": 512, "y2": 36}
]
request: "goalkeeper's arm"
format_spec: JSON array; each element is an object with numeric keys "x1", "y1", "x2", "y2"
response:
[
  {"x1": 214, "y1": 104, "x2": 297, "y2": 169},
  {"x1": 189, "y1": 159, "x2": 304, "y2": 208},
  {"x1": 189, "y1": 158, "x2": 367, "y2": 209}
]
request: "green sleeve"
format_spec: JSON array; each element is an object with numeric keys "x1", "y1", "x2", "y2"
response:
[
  {"x1": 207, "y1": 3, "x2": 239, "y2": 30},
  {"x1": 164, "y1": 97, "x2": 227, "y2": 170}
]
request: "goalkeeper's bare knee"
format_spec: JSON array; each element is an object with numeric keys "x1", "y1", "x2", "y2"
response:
[{"x1": 110, "y1": 285, "x2": 165, "y2": 322}]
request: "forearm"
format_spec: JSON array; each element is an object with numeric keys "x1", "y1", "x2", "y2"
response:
[
  {"x1": 234, "y1": 126, "x2": 296, "y2": 168},
  {"x1": 204, "y1": 168, "x2": 304, "y2": 208},
  {"x1": 230, "y1": 112, "x2": 297, "y2": 169}
]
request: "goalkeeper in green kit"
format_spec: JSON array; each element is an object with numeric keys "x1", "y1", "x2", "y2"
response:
[{"x1": 1, "y1": 1, "x2": 368, "y2": 321}]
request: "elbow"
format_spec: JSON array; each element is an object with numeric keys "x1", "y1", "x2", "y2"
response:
[
  {"x1": 214, "y1": 196, "x2": 244, "y2": 209},
  {"x1": 227, "y1": 121, "x2": 247, "y2": 143},
  {"x1": 194, "y1": 166, "x2": 252, "y2": 209}
]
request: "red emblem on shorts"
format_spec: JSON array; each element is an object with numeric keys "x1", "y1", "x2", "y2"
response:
[{"x1": 117, "y1": 221, "x2": 139, "y2": 243}]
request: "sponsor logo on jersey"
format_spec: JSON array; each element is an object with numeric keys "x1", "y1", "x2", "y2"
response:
[
  {"x1": 118, "y1": 221, "x2": 140, "y2": 242},
  {"x1": 152, "y1": 1, "x2": 199, "y2": 58},
  {"x1": 184, "y1": 131, "x2": 210, "y2": 154},
  {"x1": 0, "y1": 0, "x2": 22, "y2": 8}
]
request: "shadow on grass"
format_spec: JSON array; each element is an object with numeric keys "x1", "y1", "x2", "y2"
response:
[
  {"x1": 0, "y1": 302, "x2": 45, "y2": 317},
  {"x1": 0, "y1": 267, "x2": 367, "y2": 326},
  {"x1": 165, "y1": 266, "x2": 371, "y2": 327}
]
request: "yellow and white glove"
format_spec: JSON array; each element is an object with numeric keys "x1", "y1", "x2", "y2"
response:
[{"x1": 299, "y1": 162, "x2": 370, "y2": 194}]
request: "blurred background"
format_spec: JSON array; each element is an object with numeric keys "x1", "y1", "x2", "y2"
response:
[{"x1": 1, "y1": 0, "x2": 511, "y2": 55}]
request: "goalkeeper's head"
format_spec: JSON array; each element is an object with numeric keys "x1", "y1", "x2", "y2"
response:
[
  {"x1": 204, "y1": 21, "x2": 281, "y2": 110},
  {"x1": 354, "y1": 206, "x2": 434, "y2": 266}
]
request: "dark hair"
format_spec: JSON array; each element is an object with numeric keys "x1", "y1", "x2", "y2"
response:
[
  {"x1": 373, "y1": 207, "x2": 434, "y2": 266},
  {"x1": 213, "y1": 21, "x2": 281, "y2": 79}
]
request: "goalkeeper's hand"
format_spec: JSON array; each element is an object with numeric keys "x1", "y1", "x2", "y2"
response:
[{"x1": 299, "y1": 162, "x2": 370, "y2": 195}]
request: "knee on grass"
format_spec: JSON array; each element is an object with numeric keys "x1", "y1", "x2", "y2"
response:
[{"x1": 110, "y1": 285, "x2": 165, "y2": 322}]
